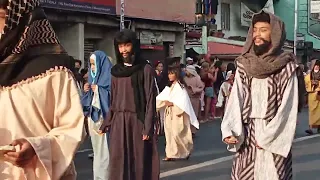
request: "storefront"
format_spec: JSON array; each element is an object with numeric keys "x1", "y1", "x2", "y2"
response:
[
  {"x1": 41, "y1": 0, "x2": 118, "y2": 67},
  {"x1": 135, "y1": 23, "x2": 185, "y2": 66}
]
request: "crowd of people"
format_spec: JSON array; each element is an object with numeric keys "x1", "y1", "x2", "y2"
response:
[{"x1": 0, "y1": 1, "x2": 319, "y2": 180}]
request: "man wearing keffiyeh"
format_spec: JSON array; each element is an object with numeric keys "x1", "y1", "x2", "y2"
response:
[{"x1": 0, "y1": 0, "x2": 84, "y2": 179}]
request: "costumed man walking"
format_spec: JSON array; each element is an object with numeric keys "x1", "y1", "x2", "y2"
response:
[
  {"x1": 99, "y1": 29, "x2": 160, "y2": 180},
  {"x1": 304, "y1": 59, "x2": 320, "y2": 135},
  {"x1": 221, "y1": 11, "x2": 299, "y2": 180},
  {"x1": 82, "y1": 51, "x2": 112, "y2": 180},
  {"x1": 0, "y1": 0, "x2": 84, "y2": 179}
]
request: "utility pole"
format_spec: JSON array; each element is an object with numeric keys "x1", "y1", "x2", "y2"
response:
[
  {"x1": 294, "y1": 0, "x2": 298, "y2": 55},
  {"x1": 120, "y1": 0, "x2": 125, "y2": 30}
]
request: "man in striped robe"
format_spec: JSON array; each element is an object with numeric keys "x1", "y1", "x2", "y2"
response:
[{"x1": 221, "y1": 11, "x2": 299, "y2": 180}]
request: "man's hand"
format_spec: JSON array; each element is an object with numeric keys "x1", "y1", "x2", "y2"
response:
[
  {"x1": 255, "y1": 143, "x2": 263, "y2": 149},
  {"x1": 83, "y1": 83, "x2": 90, "y2": 92},
  {"x1": 4, "y1": 139, "x2": 36, "y2": 168},
  {"x1": 91, "y1": 84, "x2": 97, "y2": 92},
  {"x1": 223, "y1": 136, "x2": 238, "y2": 144},
  {"x1": 164, "y1": 101, "x2": 173, "y2": 107},
  {"x1": 142, "y1": 135, "x2": 150, "y2": 141}
]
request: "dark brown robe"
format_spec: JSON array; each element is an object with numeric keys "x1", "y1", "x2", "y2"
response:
[{"x1": 105, "y1": 65, "x2": 159, "y2": 180}]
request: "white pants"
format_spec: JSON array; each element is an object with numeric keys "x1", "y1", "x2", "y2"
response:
[{"x1": 88, "y1": 118, "x2": 110, "y2": 180}]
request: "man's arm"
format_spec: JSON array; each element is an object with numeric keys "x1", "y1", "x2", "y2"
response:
[
  {"x1": 142, "y1": 64, "x2": 156, "y2": 137},
  {"x1": 100, "y1": 77, "x2": 114, "y2": 133}
]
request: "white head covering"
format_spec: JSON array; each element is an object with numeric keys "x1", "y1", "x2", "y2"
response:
[
  {"x1": 186, "y1": 65, "x2": 198, "y2": 77},
  {"x1": 90, "y1": 54, "x2": 96, "y2": 61},
  {"x1": 186, "y1": 57, "x2": 193, "y2": 61},
  {"x1": 225, "y1": 70, "x2": 233, "y2": 80}
]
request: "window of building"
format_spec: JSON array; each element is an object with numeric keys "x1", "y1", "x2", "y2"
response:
[{"x1": 221, "y1": 3, "x2": 230, "y2": 30}]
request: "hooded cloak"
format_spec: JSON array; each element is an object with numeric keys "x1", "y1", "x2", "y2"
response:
[
  {"x1": 111, "y1": 29, "x2": 148, "y2": 123},
  {"x1": 81, "y1": 50, "x2": 112, "y2": 121},
  {"x1": 0, "y1": 0, "x2": 74, "y2": 86},
  {"x1": 229, "y1": 11, "x2": 298, "y2": 180},
  {"x1": 236, "y1": 11, "x2": 298, "y2": 123},
  {"x1": 236, "y1": 11, "x2": 295, "y2": 79}
]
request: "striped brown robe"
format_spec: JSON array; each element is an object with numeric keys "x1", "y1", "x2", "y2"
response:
[
  {"x1": 221, "y1": 11, "x2": 299, "y2": 180},
  {"x1": 221, "y1": 61, "x2": 298, "y2": 180},
  {"x1": 231, "y1": 62, "x2": 297, "y2": 180}
]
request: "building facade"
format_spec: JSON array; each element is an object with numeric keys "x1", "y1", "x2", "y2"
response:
[
  {"x1": 41, "y1": 0, "x2": 195, "y2": 66},
  {"x1": 274, "y1": 0, "x2": 320, "y2": 62},
  {"x1": 200, "y1": 0, "x2": 276, "y2": 62}
]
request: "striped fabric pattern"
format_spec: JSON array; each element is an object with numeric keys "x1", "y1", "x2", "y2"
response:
[
  {"x1": 232, "y1": 62, "x2": 297, "y2": 180},
  {"x1": 231, "y1": 120, "x2": 256, "y2": 180},
  {"x1": 0, "y1": 0, "x2": 59, "y2": 63},
  {"x1": 12, "y1": 19, "x2": 59, "y2": 54}
]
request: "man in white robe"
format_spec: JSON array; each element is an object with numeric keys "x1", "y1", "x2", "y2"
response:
[{"x1": 221, "y1": 11, "x2": 299, "y2": 180}]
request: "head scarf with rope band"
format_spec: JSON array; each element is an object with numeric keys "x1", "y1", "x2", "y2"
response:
[
  {"x1": 0, "y1": 0, "x2": 71, "y2": 86},
  {"x1": 0, "y1": 0, "x2": 59, "y2": 60}
]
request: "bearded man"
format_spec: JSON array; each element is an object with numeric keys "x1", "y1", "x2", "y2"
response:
[
  {"x1": 221, "y1": 11, "x2": 298, "y2": 180},
  {"x1": 100, "y1": 29, "x2": 159, "y2": 180}
]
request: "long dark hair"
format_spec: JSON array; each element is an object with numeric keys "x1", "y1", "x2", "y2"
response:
[
  {"x1": 311, "y1": 59, "x2": 320, "y2": 80},
  {"x1": 167, "y1": 65, "x2": 186, "y2": 88}
]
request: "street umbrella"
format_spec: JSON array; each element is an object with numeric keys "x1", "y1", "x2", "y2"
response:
[
  {"x1": 241, "y1": 0, "x2": 269, "y2": 13},
  {"x1": 186, "y1": 48, "x2": 199, "y2": 59}
]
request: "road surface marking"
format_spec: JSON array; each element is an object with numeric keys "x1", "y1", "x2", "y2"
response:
[{"x1": 159, "y1": 134, "x2": 320, "y2": 178}]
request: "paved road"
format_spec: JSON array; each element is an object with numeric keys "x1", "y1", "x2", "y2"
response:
[{"x1": 75, "y1": 108, "x2": 320, "y2": 180}]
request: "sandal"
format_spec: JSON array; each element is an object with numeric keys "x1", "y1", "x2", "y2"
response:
[
  {"x1": 185, "y1": 154, "x2": 191, "y2": 160},
  {"x1": 305, "y1": 129, "x2": 314, "y2": 135},
  {"x1": 162, "y1": 157, "x2": 174, "y2": 161}
]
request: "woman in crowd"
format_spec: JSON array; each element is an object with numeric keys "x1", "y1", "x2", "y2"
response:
[
  {"x1": 156, "y1": 66, "x2": 198, "y2": 161},
  {"x1": 200, "y1": 62, "x2": 218, "y2": 122},
  {"x1": 216, "y1": 71, "x2": 234, "y2": 118},
  {"x1": 184, "y1": 65, "x2": 204, "y2": 136}
]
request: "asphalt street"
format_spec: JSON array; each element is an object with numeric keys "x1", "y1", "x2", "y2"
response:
[{"x1": 74, "y1": 108, "x2": 320, "y2": 180}]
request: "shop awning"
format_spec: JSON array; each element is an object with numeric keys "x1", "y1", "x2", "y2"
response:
[{"x1": 207, "y1": 41, "x2": 243, "y2": 55}]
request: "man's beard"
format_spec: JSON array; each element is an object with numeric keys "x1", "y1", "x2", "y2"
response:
[
  {"x1": 253, "y1": 38, "x2": 271, "y2": 56},
  {"x1": 121, "y1": 52, "x2": 134, "y2": 64}
]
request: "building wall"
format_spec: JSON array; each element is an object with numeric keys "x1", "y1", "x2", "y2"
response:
[
  {"x1": 274, "y1": 0, "x2": 320, "y2": 49},
  {"x1": 48, "y1": 10, "x2": 185, "y2": 67},
  {"x1": 215, "y1": 0, "x2": 248, "y2": 38},
  {"x1": 55, "y1": 23, "x2": 85, "y2": 63},
  {"x1": 116, "y1": 0, "x2": 195, "y2": 24}
]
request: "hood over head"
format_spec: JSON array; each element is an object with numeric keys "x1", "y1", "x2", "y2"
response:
[
  {"x1": 242, "y1": 10, "x2": 286, "y2": 58},
  {"x1": 235, "y1": 10, "x2": 297, "y2": 79},
  {"x1": 311, "y1": 59, "x2": 320, "y2": 71},
  {"x1": 88, "y1": 50, "x2": 112, "y2": 85},
  {"x1": 114, "y1": 29, "x2": 142, "y2": 65}
]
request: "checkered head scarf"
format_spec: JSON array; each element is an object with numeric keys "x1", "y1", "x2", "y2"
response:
[{"x1": 0, "y1": 0, "x2": 60, "y2": 60}]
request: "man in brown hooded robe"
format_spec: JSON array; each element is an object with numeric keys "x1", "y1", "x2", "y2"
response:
[
  {"x1": 221, "y1": 11, "x2": 299, "y2": 180},
  {"x1": 100, "y1": 29, "x2": 159, "y2": 180}
]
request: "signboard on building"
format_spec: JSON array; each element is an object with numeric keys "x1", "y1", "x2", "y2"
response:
[
  {"x1": 240, "y1": 0, "x2": 274, "y2": 27},
  {"x1": 139, "y1": 30, "x2": 164, "y2": 50},
  {"x1": 40, "y1": 0, "x2": 116, "y2": 15},
  {"x1": 311, "y1": 1, "x2": 320, "y2": 13}
]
